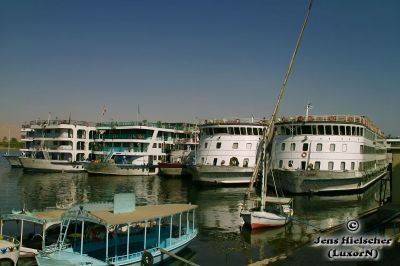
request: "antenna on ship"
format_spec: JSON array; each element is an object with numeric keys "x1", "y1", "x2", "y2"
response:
[{"x1": 305, "y1": 102, "x2": 313, "y2": 121}]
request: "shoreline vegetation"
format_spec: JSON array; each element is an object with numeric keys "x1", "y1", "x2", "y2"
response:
[{"x1": 0, "y1": 137, "x2": 22, "y2": 149}]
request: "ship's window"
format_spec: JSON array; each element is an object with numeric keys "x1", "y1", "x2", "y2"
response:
[
  {"x1": 234, "y1": 127, "x2": 240, "y2": 135},
  {"x1": 153, "y1": 155, "x2": 157, "y2": 160},
  {"x1": 352, "y1": 126, "x2": 356, "y2": 136},
  {"x1": 232, "y1": 143, "x2": 238, "y2": 149},
  {"x1": 328, "y1": 161, "x2": 334, "y2": 170},
  {"x1": 213, "y1": 158, "x2": 218, "y2": 166},
  {"x1": 330, "y1": 144, "x2": 336, "y2": 151},
  {"x1": 316, "y1": 143, "x2": 322, "y2": 151},
  {"x1": 228, "y1": 127, "x2": 234, "y2": 135},
  {"x1": 216, "y1": 142, "x2": 222, "y2": 149},
  {"x1": 302, "y1": 143, "x2": 309, "y2": 151},
  {"x1": 346, "y1": 126, "x2": 351, "y2": 136},
  {"x1": 302, "y1": 125, "x2": 312, "y2": 134},
  {"x1": 312, "y1": 125, "x2": 317, "y2": 135},
  {"x1": 229, "y1": 157, "x2": 239, "y2": 166},
  {"x1": 281, "y1": 143, "x2": 286, "y2": 151},
  {"x1": 315, "y1": 161, "x2": 321, "y2": 170},
  {"x1": 325, "y1": 125, "x2": 332, "y2": 135},
  {"x1": 240, "y1": 127, "x2": 246, "y2": 135},
  {"x1": 351, "y1": 162, "x2": 355, "y2": 170},
  {"x1": 342, "y1": 144, "x2": 347, "y2": 152},
  {"x1": 258, "y1": 128, "x2": 263, "y2": 135},
  {"x1": 246, "y1": 143, "x2": 252, "y2": 149},
  {"x1": 360, "y1": 128, "x2": 364, "y2": 136},
  {"x1": 360, "y1": 145, "x2": 364, "y2": 153},
  {"x1": 204, "y1": 143, "x2": 208, "y2": 148},
  {"x1": 253, "y1": 128, "x2": 258, "y2": 135},
  {"x1": 158, "y1": 143, "x2": 162, "y2": 148},
  {"x1": 340, "y1": 126, "x2": 346, "y2": 135},
  {"x1": 243, "y1": 158, "x2": 249, "y2": 167},
  {"x1": 158, "y1": 156, "x2": 162, "y2": 160},
  {"x1": 356, "y1": 127, "x2": 360, "y2": 136},
  {"x1": 288, "y1": 160, "x2": 293, "y2": 167},
  {"x1": 153, "y1": 143, "x2": 157, "y2": 148},
  {"x1": 201, "y1": 157, "x2": 205, "y2": 164},
  {"x1": 290, "y1": 143, "x2": 296, "y2": 151},
  {"x1": 340, "y1": 162, "x2": 346, "y2": 171},
  {"x1": 317, "y1": 125, "x2": 325, "y2": 135},
  {"x1": 214, "y1": 127, "x2": 228, "y2": 134},
  {"x1": 285, "y1": 126, "x2": 291, "y2": 135},
  {"x1": 279, "y1": 160, "x2": 283, "y2": 168},
  {"x1": 333, "y1": 126, "x2": 339, "y2": 135},
  {"x1": 301, "y1": 161, "x2": 307, "y2": 170},
  {"x1": 359, "y1": 162, "x2": 363, "y2": 171},
  {"x1": 247, "y1": 128, "x2": 253, "y2": 135}
]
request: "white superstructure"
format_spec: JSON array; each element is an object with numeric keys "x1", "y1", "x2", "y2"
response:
[
  {"x1": 272, "y1": 115, "x2": 388, "y2": 193},
  {"x1": 191, "y1": 118, "x2": 267, "y2": 184},
  {"x1": 19, "y1": 120, "x2": 96, "y2": 172},
  {"x1": 84, "y1": 121, "x2": 196, "y2": 176}
]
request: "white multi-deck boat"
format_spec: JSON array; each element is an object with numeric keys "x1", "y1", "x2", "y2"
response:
[
  {"x1": 83, "y1": 121, "x2": 196, "y2": 176},
  {"x1": 18, "y1": 119, "x2": 96, "y2": 172},
  {"x1": 191, "y1": 118, "x2": 267, "y2": 184},
  {"x1": 272, "y1": 114, "x2": 388, "y2": 193}
]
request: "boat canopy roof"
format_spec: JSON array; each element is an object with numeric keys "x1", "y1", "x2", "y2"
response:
[
  {"x1": 63, "y1": 204, "x2": 197, "y2": 226},
  {"x1": 1, "y1": 209, "x2": 64, "y2": 226},
  {"x1": 265, "y1": 196, "x2": 292, "y2": 204}
]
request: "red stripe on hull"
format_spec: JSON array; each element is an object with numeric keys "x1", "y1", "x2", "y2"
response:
[{"x1": 250, "y1": 223, "x2": 285, "y2": 229}]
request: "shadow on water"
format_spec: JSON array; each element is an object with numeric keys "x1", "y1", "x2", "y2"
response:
[{"x1": 0, "y1": 153, "x2": 390, "y2": 265}]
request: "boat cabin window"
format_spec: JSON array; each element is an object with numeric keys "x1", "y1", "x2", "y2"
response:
[
  {"x1": 317, "y1": 125, "x2": 325, "y2": 135},
  {"x1": 279, "y1": 160, "x2": 283, "y2": 168},
  {"x1": 301, "y1": 161, "x2": 307, "y2": 170},
  {"x1": 325, "y1": 125, "x2": 332, "y2": 135},
  {"x1": 290, "y1": 143, "x2": 296, "y2": 151},
  {"x1": 302, "y1": 143, "x2": 309, "y2": 151},
  {"x1": 153, "y1": 143, "x2": 157, "y2": 148},
  {"x1": 204, "y1": 142, "x2": 208, "y2": 148},
  {"x1": 214, "y1": 127, "x2": 228, "y2": 134},
  {"x1": 247, "y1": 128, "x2": 253, "y2": 135},
  {"x1": 288, "y1": 160, "x2": 293, "y2": 167},
  {"x1": 339, "y1": 126, "x2": 346, "y2": 135},
  {"x1": 216, "y1": 142, "x2": 222, "y2": 149},
  {"x1": 330, "y1": 144, "x2": 336, "y2": 152},
  {"x1": 229, "y1": 157, "x2": 239, "y2": 166},
  {"x1": 281, "y1": 143, "x2": 286, "y2": 151},
  {"x1": 333, "y1": 126, "x2": 339, "y2": 135},
  {"x1": 240, "y1": 128, "x2": 246, "y2": 135},
  {"x1": 234, "y1": 127, "x2": 240, "y2": 135},
  {"x1": 359, "y1": 162, "x2": 363, "y2": 171},
  {"x1": 258, "y1": 128, "x2": 263, "y2": 135},
  {"x1": 316, "y1": 143, "x2": 322, "y2": 151},
  {"x1": 243, "y1": 158, "x2": 249, "y2": 167},
  {"x1": 356, "y1": 127, "x2": 360, "y2": 136},
  {"x1": 360, "y1": 145, "x2": 364, "y2": 154},
  {"x1": 315, "y1": 161, "x2": 321, "y2": 170},
  {"x1": 246, "y1": 143, "x2": 252, "y2": 149},
  {"x1": 360, "y1": 128, "x2": 364, "y2": 137},
  {"x1": 312, "y1": 125, "x2": 317, "y2": 135},
  {"x1": 328, "y1": 161, "x2": 334, "y2": 170},
  {"x1": 340, "y1": 162, "x2": 346, "y2": 171},
  {"x1": 253, "y1": 128, "x2": 259, "y2": 135},
  {"x1": 352, "y1": 126, "x2": 357, "y2": 136},
  {"x1": 213, "y1": 158, "x2": 218, "y2": 165},
  {"x1": 346, "y1": 126, "x2": 351, "y2": 135},
  {"x1": 232, "y1": 143, "x2": 238, "y2": 149},
  {"x1": 301, "y1": 125, "x2": 312, "y2": 135},
  {"x1": 351, "y1": 162, "x2": 355, "y2": 170},
  {"x1": 228, "y1": 127, "x2": 234, "y2": 135}
]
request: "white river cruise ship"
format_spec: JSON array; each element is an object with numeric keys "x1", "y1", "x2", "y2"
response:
[
  {"x1": 272, "y1": 114, "x2": 388, "y2": 193},
  {"x1": 19, "y1": 119, "x2": 96, "y2": 172},
  {"x1": 83, "y1": 121, "x2": 196, "y2": 176},
  {"x1": 191, "y1": 118, "x2": 267, "y2": 184}
]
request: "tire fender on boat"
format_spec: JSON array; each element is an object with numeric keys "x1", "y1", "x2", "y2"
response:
[{"x1": 141, "y1": 250, "x2": 154, "y2": 266}]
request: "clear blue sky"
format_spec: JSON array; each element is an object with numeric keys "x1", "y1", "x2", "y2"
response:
[{"x1": 1, "y1": 0, "x2": 399, "y2": 137}]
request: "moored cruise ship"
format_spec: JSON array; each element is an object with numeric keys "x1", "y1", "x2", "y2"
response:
[
  {"x1": 272, "y1": 115, "x2": 388, "y2": 193},
  {"x1": 19, "y1": 119, "x2": 96, "y2": 172},
  {"x1": 191, "y1": 118, "x2": 267, "y2": 184},
  {"x1": 83, "y1": 121, "x2": 196, "y2": 176}
]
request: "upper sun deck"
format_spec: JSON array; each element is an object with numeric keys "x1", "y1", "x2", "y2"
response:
[
  {"x1": 276, "y1": 115, "x2": 384, "y2": 137},
  {"x1": 96, "y1": 121, "x2": 197, "y2": 133},
  {"x1": 22, "y1": 120, "x2": 96, "y2": 129},
  {"x1": 200, "y1": 117, "x2": 269, "y2": 128}
]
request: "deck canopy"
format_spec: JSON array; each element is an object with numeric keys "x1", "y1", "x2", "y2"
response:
[
  {"x1": 63, "y1": 204, "x2": 197, "y2": 226},
  {"x1": 1, "y1": 209, "x2": 64, "y2": 228}
]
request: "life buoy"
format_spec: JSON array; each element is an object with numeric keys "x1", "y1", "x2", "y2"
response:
[
  {"x1": 141, "y1": 250, "x2": 154, "y2": 266},
  {"x1": 301, "y1": 152, "x2": 307, "y2": 158}
]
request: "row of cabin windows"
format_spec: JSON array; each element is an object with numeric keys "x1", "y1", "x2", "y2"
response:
[
  {"x1": 279, "y1": 160, "x2": 374, "y2": 171},
  {"x1": 205, "y1": 142, "x2": 253, "y2": 150},
  {"x1": 281, "y1": 143, "x2": 381, "y2": 154},
  {"x1": 202, "y1": 127, "x2": 264, "y2": 136},
  {"x1": 277, "y1": 124, "x2": 365, "y2": 137},
  {"x1": 201, "y1": 157, "x2": 249, "y2": 167}
]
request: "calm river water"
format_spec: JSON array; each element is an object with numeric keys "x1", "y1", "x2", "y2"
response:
[{"x1": 0, "y1": 149, "x2": 389, "y2": 266}]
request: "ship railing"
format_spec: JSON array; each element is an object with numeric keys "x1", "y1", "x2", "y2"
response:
[
  {"x1": 96, "y1": 121, "x2": 196, "y2": 131},
  {"x1": 26, "y1": 120, "x2": 95, "y2": 127},
  {"x1": 201, "y1": 117, "x2": 269, "y2": 125}
]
